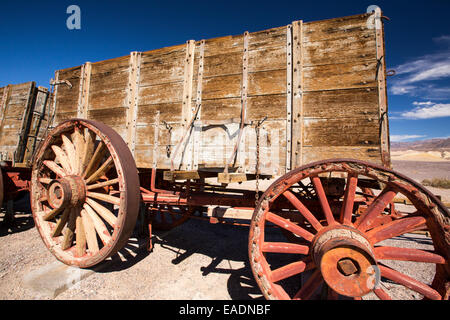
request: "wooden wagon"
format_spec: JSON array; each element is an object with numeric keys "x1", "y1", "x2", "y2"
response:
[{"x1": 3, "y1": 7, "x2": 449, "y2": 300}]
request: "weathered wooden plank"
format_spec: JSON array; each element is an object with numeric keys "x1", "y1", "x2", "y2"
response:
[
  {"x1": 248, "y1": 45, "x2": 286, "y2": 73},
  {"x1": 138, "y1": 82, "x2": 184, "y2": 105},
  {"x1": 302, "y1": 145, "x2": 382, "y2": 165},
  {"x1": 303, "y1": 33, "x2": 376, "y2": 66},
  {"x1": 248, "y1": 25, "x2": 286, "y2": 50},
  {"x1": 303, "y1": 60, "x2": 377, "y2": 92},
  {"x1": 302, "y1": 87, "x2": 379, "y2": 118},
  {"x1": 203, "y1": 51, "x2": 242, "y2": 77},
  {"x1": 88, "y1": 89, "x2": 127, "y2": 110},
  {"x1": 0, "y1": 82, "x2": 35, "y2": 163},
  {"x1": 248, "y1": 69, "x2": 286, "y2": 96},
  {"x1": 303, "y1": 13, "x2": 373, "y2": 42},
  {"x1": 303, "y1": 117, "x2": 380, "y2": 147},
  {"x1": 54, "y1": 67, "x2": 81, "y2": 115},
  {"x1": 203, "y1": 35, "x2": 243, "y2": 57},
  {"x1": 86, "y1": 108, "x2": 127, "y2": 138},
  {"x1": 202, "y1": 74, "x2": 242, "y2": 100},
  {"x1": 140, "y1": 43, "x2": 186, "y2": 62},
  {"x1": 88, "y1": 70, "x2": 129, "y2": 94},
  {"x1": 90, "y1": 55, "x2": 130, "y2": 75},
  {"x1": 140, "y1": 47, "x2": 186, "y2": 87},
  {"x1": 137, "y1": 102, "x2": 182, "y2": 124}
]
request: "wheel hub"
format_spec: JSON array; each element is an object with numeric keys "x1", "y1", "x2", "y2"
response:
[
  {"x1": 312, "y1": 227, "x2": 377, "y2": 297},
  {"x1": 47, "y1": 175, "x2": 86, "y2": 209}
]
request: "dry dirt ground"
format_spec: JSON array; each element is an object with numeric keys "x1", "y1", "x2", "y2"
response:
[{"x1": 0, "y1": 160, "x2": 448, "y2": 300}]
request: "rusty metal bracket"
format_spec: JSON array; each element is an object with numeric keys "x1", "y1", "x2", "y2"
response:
[
  {"x1": 386, "y1": 69, "x2": 396, "y2": 77},
  {"x1": 50, "y1": 79, "x2": 73, "y2": 89}
]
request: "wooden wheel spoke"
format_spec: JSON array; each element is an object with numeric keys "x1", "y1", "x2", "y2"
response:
[
  {"x1": 61, "y1": 208, "x2": 77, "y2": 250},
  {"x1": 85, "y1": 198, "x2": 117, "y2": 227},
  {"x1": 87, "y1": 191, "x2": 121, "y2": 206},
  {"x1": 366, "y1": 216, "x2": 427, "y2": 244},
  {"x1": 52, "y1": 208, "x2": 71, "y2": 237},
  {"x1": 85, "y1": 156, "x2": 114, "y2": 184},
  {"x1": 311, "y1": 176, "x2": 335, "y2": 226},
  {"x1": 379, "y1": 264, "x2": 442, "y2": 300},
  {"x1": 270, "y1": 261, "x2": 307, "y2": 282},
  {"x1": 43, "y1": 206, "x2": 64, "y2": 221},
  {"x1": 262, "y1": 242, "x2": 309, "y2": 255},
  {"x1": 87, "y1": 178, "x2": 119, "y2": 190},
  {"x1": 38, "y1": 177, "x2": 52, "y2": 184},
  {"x1": 80, "y1": 209, "x2": 99, "y2": 254},
  {"x1": 81, "y1": 129, "x2": 96, "y2": 175},
  {"x1": 266, "y1": 212, "x2": 314, "y2": 242},
  {"x1": 72, "y1": 127, "x2": 86, "y2": 175},
  {"x1": 83, "y1": 203, "x2": 112, "y2": 245},
  {"x1": 355, "y1": 187, "x2": 397, "y2": 232},
  {"x1": 43, "y1": 160, "x2": 66, "y2": 178},
  {"x1": 293, "y1": 269, "x2": 323, "y2": 300},
  {"x1": 374, "y1": 246, "x2": 445, "y2": 264},
  {"x1": 373, "y1": 287, "x2": 392, "y2": 300},
  {"x1": 83, "y1": 141, "x2": 107, "y2": 178},
  {"x1": 62, "y1": 134, "x2": 78, "y2": 175},
  {"x1": 340, "y1": 174, "x2": 358, "y2": 225},
  {"x1": 51, "y1": 145, "x2": 72, "y2": 174},
  {"x1": 283, "y1": 190, "x2": 323, "y2": 232},
  {"x1": 75, "y1": 209, "x2": 87, "y2": 257}
]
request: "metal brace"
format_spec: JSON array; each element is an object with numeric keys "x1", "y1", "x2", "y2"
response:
[
  {"x1": 162, "y1": 120, "x2": 173, "y2": 158},
  {"x1": 50, "y1": 79, "x2": 73, "y2": 89}
]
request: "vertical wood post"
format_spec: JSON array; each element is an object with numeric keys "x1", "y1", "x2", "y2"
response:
[
  {"x1": 126, "y1": 51, "x2": 142, "y2": 156},
  {"x1": 374, "y1": 8, "x2": 391, "y2": 168},
  {"x1": 77, "y1": 62, "x2": 91, "y2": 119},
  {"x1": 286, "y1": 24, "x2": 293, "y2": 172},
  {"x1": 181, "y1": 40, "x2": 196, "y2": 170},
  {"x1": 291, "y1": 20, "x2": 304, "y2": 170},
  {"x1": 193, "y1": 40, "x2": 205, "y2": 170}
]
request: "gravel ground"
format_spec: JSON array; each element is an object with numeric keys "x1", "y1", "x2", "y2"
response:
[{"x1": 0, "y1": 160, "x2": 447, "y2": 300}]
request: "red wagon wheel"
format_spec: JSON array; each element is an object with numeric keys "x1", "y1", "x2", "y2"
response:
[
  {"x1": 249, "y1": 159, "x2": 449, "y2": 300},
  {"x1": 31, "y1": 119, "x2": 140, "y2": 268}
]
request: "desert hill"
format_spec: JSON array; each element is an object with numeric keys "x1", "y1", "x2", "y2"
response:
[
  {"x1": 391, "y1": 137, "x2": 450, "y2": 151},
  {"x1": 391, "y1": 138, "x2": 450, "y2": 161}
]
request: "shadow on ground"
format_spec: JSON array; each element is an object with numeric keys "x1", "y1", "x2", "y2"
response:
[{"x1": 0, "y1": 193, "x2": 35, "y2": 236}]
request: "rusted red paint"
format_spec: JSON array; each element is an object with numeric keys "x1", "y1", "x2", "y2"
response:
[{"x1": 248, "y1": 158, "x2": 449, "y2": 300}]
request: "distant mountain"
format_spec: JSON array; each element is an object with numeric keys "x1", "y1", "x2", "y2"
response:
[{"x1": 391, "y1": 138, "x2": 450, "y2": 151}]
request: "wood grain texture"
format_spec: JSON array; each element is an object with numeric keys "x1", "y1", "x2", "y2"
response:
[{"x1": 49, "y1": 12, "x2": 385, "y2": 173}]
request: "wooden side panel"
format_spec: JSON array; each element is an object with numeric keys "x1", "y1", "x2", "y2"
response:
[
  {"x1": 23, "y1": 86, "x2": 50, "y2": 164},
  {"x1": 134, "y1": 43, "x2": 188, "y2": 168},
  {"x1": 0, "y1": 82, "x2": 35, "y2": 163},
  {"x1": 50, "y1": 11, "x2": 388, "y2": 172},
  {"x1": 86, "y1": 56, "x2": 129, "y2": 137},
  {"x1": 53, "y1": 66, "x2": 81, "y2": 124},
  {"x1": 294, "y1": 13, "x2": 384, "y2": 167}
]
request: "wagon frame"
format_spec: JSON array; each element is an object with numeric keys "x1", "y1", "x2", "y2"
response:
[{"x1": 1, "y1": 7, "x2": 449, "y2": 300}]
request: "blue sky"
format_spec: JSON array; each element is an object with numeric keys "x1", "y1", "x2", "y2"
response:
[{"x1": 1, "y1": 0, "x2": 449, "y2": 142}]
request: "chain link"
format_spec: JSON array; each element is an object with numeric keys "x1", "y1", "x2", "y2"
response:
[
  {"x1": 255, "y1": 124, "x2": 260, "y2": 207},
  {"x1": 254, "y1": 117, "x2": 266, "y2": 207}
]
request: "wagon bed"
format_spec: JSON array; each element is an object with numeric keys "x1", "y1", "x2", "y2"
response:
[
  {"x1": 51, "y1": 11, "x2": 390, "y2": 181},
  {"x1": 4, "y1": 7, "x2": 448, "y2": 301}
]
